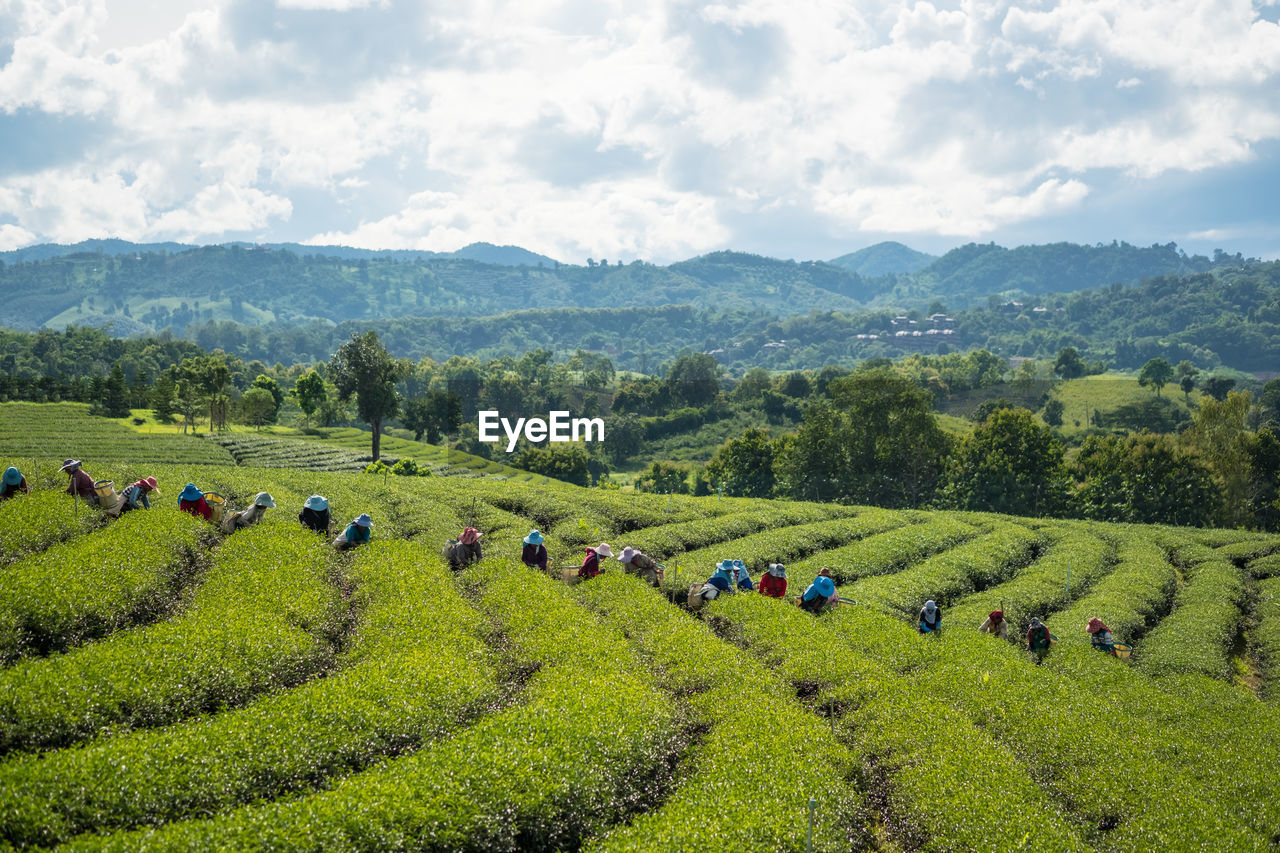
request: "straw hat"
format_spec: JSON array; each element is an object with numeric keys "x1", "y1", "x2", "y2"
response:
[{"x1": 595, "y1": 542, "x2": 613, "y2": 557}]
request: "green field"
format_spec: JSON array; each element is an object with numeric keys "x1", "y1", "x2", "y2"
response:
[
  {"x1": 1, "y1": 407, "x2": 1279, "y2": 850},
  {"x1": 1048, "y1": 373, "x2": 1201, "y2": 439}
]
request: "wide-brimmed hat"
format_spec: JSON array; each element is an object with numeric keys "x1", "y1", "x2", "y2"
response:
[
  {"x1": 717, "y1": 558, "x2": 735, "y2": 572},
  {"x1": 3, "y1": 467, "x2": 21, "y2": 486},
  {"x1": 523, "y1": 529, "x2": 543, "y2": 545},
  {"x1": 459, "y1": 527, "x2": 481, "y2": 545},
  {"x1": 304, "y1": 495, "x2": 329, "y2": 511},
  {"x1": 1086, "y1": 617, "x2": 1107, "y2": 634},
  {"x1": 924, "y1": 600, "x2": 937, "y2": 615},
  {"x1": 596, "y1": 542, "x2": 613, "y2": 557},
  {"x1": 253, "y1": 492, "x2": 276, "y2": 508},
  {"x1": 60, "y1": 459, "x2": 81, "y2": 472},
  {"x1": 767, "y1": 563, "x2": 786, "y2": 578},
  {"x1": 814, "y1": 576, "x2": 835, "y2": 598},
  {"x1": 179, "y1": 483, "x2": 203, "y2": 501},
  {"x1": 618, "y1": 546, "x2": 636, "y2": 562},
  {"x1": 1029, "y1": 617, "x2": 1043, "y2": 628},
  {"x1": 354, "y1": 513, "x2": 373, "y2": 527},
  {"x1": 140, "y1": 476, "x2": 159, "y2": 494}
]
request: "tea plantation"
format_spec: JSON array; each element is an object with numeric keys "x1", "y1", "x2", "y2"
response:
[{"x1": 2, "y1": 408, "x2": 1280, "y2": 850}]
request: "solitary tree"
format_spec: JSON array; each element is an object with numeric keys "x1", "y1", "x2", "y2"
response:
[
  {"x1": 240, "y1": 387, "x2": 276, "y2": 431},
  {"x1": 1138, "y1": 358, "x2": 1174, "y2": 397},
  {"x1": 1176, "y1": 360, "x2": 1200, "y2": 402},
  {"x1": 1054, "y1": 347, "x2": 1086, "y2": 379},
  {"x1": 329, "y1": 331, "x2": 408, "y2": 460},
  {"x1": 291, "y1": 369, "x2": 326, "y2": 427}
]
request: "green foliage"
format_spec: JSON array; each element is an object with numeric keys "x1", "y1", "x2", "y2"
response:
[
  {"x1": 1093, "y1": 395, "x2": 1191, "y2": 432},
  {"x1": 664, "y1": 352, "x2": 722, "y2": 407},
  {"x1": 0, "y1": 487, "x2": 99, "y2": 564},
  {"x1": 1049, "y1": 531, "x2": 1178, "y2": 647},
  {"x1": 789, "y1": 515, "x2": 978, "y2": 586},
  {"x1": 389, "y1": 457, "x2": 422, "y2": 477},
  {"x1": 705, "y1": 426, "x2": 776, "y2": 497},
  {"x1": 1139, "y1": 558, "x2": 1246, "y2": 680},
  {"x1": 1256, "y1": 577, "x2": 1280, "y2": 699},
  {"x1": 632, "y1": 459, "x2": 690, "y2": 495},
  {"x1": 329, "y1": 330, "x2": 408, "y2": 460},
  {"x1": 1054, "y1": 346, "x2": 1086, "y2": 379},
  {"x1": 513, "y1": 442, "x2": 595, "y2": 487},
  {"x1": 1138, "y1": 357, "x2": 1174, "y2": 395},
  {"x1": 0, "y1": 541, "x2": 500, "y2": 847},
  {"x1": 936, "y1": 408, "x2": 1073, "y2": 517},
  {"x1": 0, "y1": 525, "x2": 343, "y2": 752},
  {"x1": 1073, "y1": 433, "x2": 1221, "y2": 526},
  {"x1": 1042, "y1": 397, "x2": 1064, "y2": 426}
]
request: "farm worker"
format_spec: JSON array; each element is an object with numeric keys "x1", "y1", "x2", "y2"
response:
[
  {"x1": 578, "y1": 542, "x2": 611, "y2": 581},
  {"x1": 758, "y1": 563, "x2": 788, "y2": 599},
  {"x1": 298, "y1": 495, "x2": 331, "y2": 534},
  {"x1": 732, "y1": 559, "x2": 755, "y2": 592},
  {"x1": 522, "y1": 529, "x2": 548, "y2": 570},
  {"x1": 799, "y1": 575, "x2": 836, "y2": 614},
  {"x1": 978, "y1": 609, "x2": 1009, "y2": 639},
  {"x1": 1086, "y1": 617, "x2": 1116, "y2": 655},
  {"x1": 817, "y1": 568, "x2": 840, "y2": 604},
  {"x1": 334, "y1": 514, "x2": 373, "y2": 551},
  {"x1": 118, "y1": 476, "x2": 159, "y2": 514},
  {"x1": 1027, "y1": 617, "x2": 1052, "y2": 663},
  {"x1": 227, "y1": 492, "x2": 275, "y2": 531},
  {"x1": 689, "y1": 559, "x2": 737, "y2": 609},
  {"x1": 919, "y1": 600, "x2": 942, "y2": 634},
  {"x1": 1, "y1": 467, "x2": 29, "y2": 500},
  {"x1": 617, "y1": 546, "x2": 662, "y2": 587},
  {"x1": 61, "y1": 459, "x2": 98, "y2": 504},
  {"x1": 178, "y1": 483, "x2": 212, "y2": 520},
  {"x1": 446, "y1": 527, "x2": 484, "y2": 570}
]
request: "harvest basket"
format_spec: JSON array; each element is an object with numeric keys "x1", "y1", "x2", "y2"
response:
[
  {"x1": 93, "y1": 480, "x2": 118, "y2": 510},
  {"x1": 203, "y1": 492, "x2": 226, "y2": 523}
]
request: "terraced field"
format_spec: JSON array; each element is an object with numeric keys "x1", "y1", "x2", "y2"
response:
[{"x1": 2, "y1": 435, "x2": 1280, "y2": 849}]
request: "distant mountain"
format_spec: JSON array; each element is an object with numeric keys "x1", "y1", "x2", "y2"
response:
[
  {"x1": 0, "y1": 239, "x2": 561, "y2": 268},
  {"x1": 828, "y1": 241, "x2": 937, "y2": 276}
]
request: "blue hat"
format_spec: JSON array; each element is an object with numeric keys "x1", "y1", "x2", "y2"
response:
[
  {"x1": 524, "y1": 529, "x2": 543, "y2": 545},
  {"x1": 354, "y1": 513, "x2": 372, "y2": 527},
  {"x1": 2, "y1": 467, "x2": 21, "y2": 486},
  {"x1": 179, "y1": 483, "x2": 202, "y2": 501},
  {"x1": 814, "y1": 576, "x2": 835, "y2": 598},
  {"x1": 717, "y1": 559, "x2": 735, "y2": 571},
  {"x1": 304, "y1": 495, "x2": 329, "y2": 511}
]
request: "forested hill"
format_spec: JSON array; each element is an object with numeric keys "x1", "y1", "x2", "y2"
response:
[
  {"x1": 0, "y1": 239, "x2": 1247, "y2": 338},
  {"x1": 162, "y1": 260, "x2": 1280, "y2": 373},
  {"x1": 828, "y1": 241, "x2": 937, "y2": 276}
]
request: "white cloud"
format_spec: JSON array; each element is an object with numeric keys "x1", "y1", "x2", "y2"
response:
[
  {"x1": 0, "y1": 0, "x2": 1276, "y2": 258},
  {"x1": 0, "y1": 223, "x2": 36, "y2": 250}
]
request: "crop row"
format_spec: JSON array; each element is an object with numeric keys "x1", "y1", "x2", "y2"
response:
[
  {"x1": 577, "y1": 574, "x2": 862, "y2": 851},
  {"x1": 0, "y1": 508, "x2": 208, "y2": 664},
  {"x1": 670, "y1": 510, "x2": 907, "y2": 587},
  {"x1": 946, "y1": 525, "x2": 1113, "y2": 631},
  {"x1": 788, "y1": 514, "x2": 976, "y2": 587},
  {"x1": 0, "y1": 540, "x2": 501, "y2": 848},
  {"x1": 821, "y1": 605, "x2": 1270, "y2": 847},
  {"x1": 1138, "y1": 555, "x2": 1248, "y2": 680},
  {"x1": 74, "y1": 561, "x2": 682, "y2": 852},
  {"x1": 0, "y1": 487, "x2": 99, "y2": 564},
  {"x1": 1256, "y1": 578, "x2": 1280, "y2": 700},
  {"x1": 0, "y1": 524, "x2": 344, "y2": 753},
  {"x1": 1213, "y1": 538, "x2": 1280, "y2": 564},
  {"x1": 708, "y1": 595, "x2": 1087, "y2": 849},
  {"x1": 847, "y1": 521, "x2": 1042, "y2": 619},
  {"x1": 1250, "y1": 553, "x2": 1280, "y2": 579},
  {"x1": 1047, "y1": 528, "x2": 1179, "y2": 648},
  {"x1": 617, "y1": 503, "x2": 852, "y2": 559}
]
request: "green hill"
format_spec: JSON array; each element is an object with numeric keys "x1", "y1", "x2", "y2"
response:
[{"x1": 828, "y1": 240, "x2": 937, "y2": 276}]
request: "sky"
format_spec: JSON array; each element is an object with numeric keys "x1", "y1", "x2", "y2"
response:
[{"x1": 0, "y1": 0, "x2": 1278, "y2": 265}]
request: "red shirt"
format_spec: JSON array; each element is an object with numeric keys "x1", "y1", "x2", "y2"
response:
[
  {"x1": 579, "y1": 549, "x2": 602, "y2": 579},
  {"x1": 180, "y1": 497, "x2": 212, "y2": 520},
  {"x1": 66, "y1": 468, "x2": 96, "y2": 499},
  {"x1": 758, "y1": 572, "x2": 788, "y2": 598}
]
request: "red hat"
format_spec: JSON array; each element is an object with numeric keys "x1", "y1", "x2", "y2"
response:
[
  {"x1": 459, "y1": 527, "x2": 481, "y2": 545},
  {"x1": 142, "y1": 477, "x2": 159, "y2": 494},
  {"x1": 989, "y1": 610, "x2": 1003, "y2": 623},
  {"x1": 1086, "y1": 617, "x2": 1109, "y2": 634}
]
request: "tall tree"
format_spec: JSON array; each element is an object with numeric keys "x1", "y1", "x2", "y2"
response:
[
  {"x1": 1176, "y1": 360, "x2": 1200, "y2": 402},
  {"x1": 1054, "y1": 347, "x2": 1086, "y2": 379},
  {"x1": 1073, "y1": 433, "x2": 1221, "y2": 526},
  {"x1": 329, "y1": 331, "x2": 408, "y2": 460},
  {"x1": 291, "y1": 369, "x2": 326, "y2": 427},
  {"x1": 1186, "y1": 390, "x2": 1253, "y2": 526},
  {"x1": 706, "y1": 427, "x2": 776, "y2": 498},
  {"x1": 937, "y1": 407, "x2": 1073, "y2": 517},
  {"x1": 665, "y1": 352, "x2": 722, "y2": 407},
  {"x1": 1138, "y1": 357, "x2": 1174, "y2": 396}
]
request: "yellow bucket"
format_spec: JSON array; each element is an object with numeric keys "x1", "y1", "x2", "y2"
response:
[
  {"x1": 93, "y1": 480, "x2": 118, "y2": 510},
  {"x1": 204, "y1": 492, "x2": 226, "y2": 523}
]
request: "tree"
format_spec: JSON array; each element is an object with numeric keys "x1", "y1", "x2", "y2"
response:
[
  {"x1": 937, "y1": 408, "x2": 1073, "y2": 517},
  {"x1": 1247, "y1": 428, "x2": 1280, "y2": 531},
  {"x1": 514, "y1": 444, "x2": 594, "y2": 487},
  {"x1": 239, "y1": 387, "x2": 276, "y2": 430},
  {"x1": 151, "y1": 372, "x2": 177, "y2": 420},
  {"x1": 250, "y1": 374, "x2": 283, "y2": 424},
  {"x1": 634, "y1": 460, "x2": 691, "y2": 494},
  {"x1": 1042, "y1": 398, "x2": 1065, "y2": 427},
  {"x1": 1054, "y1": 347, "x2": 1086, "y2": 379},
  {"x1": 1138, "y1": 358, "x2": 1174, "y2": 397},
  {"x1": 400, "y1": 390, "x2": 462, "y2": 443},
  {"x1": 1259, "y1": 379, "x2": 1280, "y2": 428},
  {"x1": 1176, "y1": 360, "x2": 1200, "y2": 403},
  {"x1": 329, "y1": 331, "x2": 408, "y2": 460},
  {"x1": 291, "y1": 369, "x2": 326, "y2": 426},
  {"x1": 665, "y1": 353, "x2": 721, "y2": 407},
  {"x1": 1185, "y1": 391, "x2": 1252, "y2": 526},
  {"x1": 777, "y1": 368, "x2": 950, "y2": 508},
  {"x1": 1073, "y1": 433, "x2": 1221, "y2": 526},
  {"x1": 1203, "y1": 376, "x2": 1236, "y2": 401},
  {"x1": 706, "y1": 427, "x2": 776, "y2": 498},
  {"x1": 95, "y1": 363, "x2": 132, "y2": 418}
]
